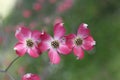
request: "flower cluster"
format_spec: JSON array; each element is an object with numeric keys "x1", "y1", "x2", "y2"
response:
[
  {"x1": 14, "y1": 22, "x2": 95, "y2": 64},
  {"x1": 14, "y1": 22, "x2": 95, "y2": 80}
]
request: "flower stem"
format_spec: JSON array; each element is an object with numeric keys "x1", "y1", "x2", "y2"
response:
[
  {"x1": 0, "y1": 56, "x2": 20, "y2": 72},
  {"x1": 5, "y1": 56, "x2": 20, "y2": 72}
]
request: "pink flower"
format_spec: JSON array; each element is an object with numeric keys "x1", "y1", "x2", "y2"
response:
[
  {"x1": 22, "y1": 10, "x2": 31, "y2": 18},
  {"x1": 14, "y1": 26, "x2": 41, "y2": 58},
  {"x1": 65, "y1": 23, "x2": 96, "y2": 59},
  {"x1": 22, "y1": 73, "x2": 41, "y2": 80},
  {"x1": 56, "y1": 0, "x2": 74, "y2": 13},
  {"x1": 39, "y1": 23, "x2": 71, "y2": 64},
  {"x1": 33, "y1": 3, "x2": 41, "y2": 11}
]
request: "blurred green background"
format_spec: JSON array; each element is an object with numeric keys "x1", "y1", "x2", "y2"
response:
[{"x1": 0, "y1": 0, "x2": 120, "y2": 80}]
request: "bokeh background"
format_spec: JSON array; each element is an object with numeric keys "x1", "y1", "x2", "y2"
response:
[{"x1": 0, "y1": 0, "x2": 120, "y2": 80}]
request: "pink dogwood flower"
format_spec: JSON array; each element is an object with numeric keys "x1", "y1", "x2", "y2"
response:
[
  {"x1": 39, "y1": 23, "x2": 71, "y2": 64},
  {"x1": 14, "y1": 26, "x2": 41, "y2": 58},
  {"x1": 22, "y1": 10, "x2": 31, "y2": 18},
  {"x1": 33, "y1": 3, "x2": 41, "y2": 11},
  {"x1": 56, "y1": 0, "x2": 74, "y2": 13},
  {"x1": 65, "y1": 23, "x2": 96, "y2": 59},
  {"x1": 22, "y1": 73, "x2": 41, "y2": 80}
]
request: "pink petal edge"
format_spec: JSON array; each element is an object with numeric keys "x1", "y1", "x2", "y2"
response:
[
  {"x1": 14, "y1": 43, "x2": 26, "y2": 56},
  {"x1": 32, "y1": 30, "x2": 41, "y2": 40},
  {"x1": 40, "y1": 31, "x2": 52, "y2": 41},
  {"x1": 39, "y1": 41, "x2": 50, "y2": 52},
  {"x1": 73, "y1": 46, "x2": 84, "y2": 60},
  {"x1": 77, "y1": 23, "x2": 90, "y2": 39},
  {"x1": 65, "y1": 34, "x2": 76, "y2": 48},
  {"x1": 54, "y1": 23, "x2": 65, "y2": 39},
  {"x1": 28, "y1": 47, "x2": 40, "y2": 58},
  {"x1": 15, "y1": 27, "x2": 31, "y2": 42},
  {"x1": 48, "y1": 49, "x2": 60, "y2": 64},
  {"x1": 22, "y1": 73, "x2": 41, "y2": 80},
  {"x1": 57, "y1": 44, "x2": 72, "y2": 55},
  {"x1": 82, "y1": 36, "x2": 96, "y2": 51}
]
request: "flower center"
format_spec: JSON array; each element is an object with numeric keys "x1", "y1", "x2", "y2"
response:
[
  {"x1": 74, "y1": 38, "x2": 82, "y2": 46},
  {"x1": 26, "y1": 39, "x2": 34, "y2": 47},
  {"x1": 51, "y1": 40, "x2": 59, "y2": 48}
]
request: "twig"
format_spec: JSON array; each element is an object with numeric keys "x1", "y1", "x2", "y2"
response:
[
  {"x1": 0, "y1": 56, "x2": 20, "y2": 72},
  {"x1": 5, "y1": 56, "x2": 20, "y2": 72}
]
